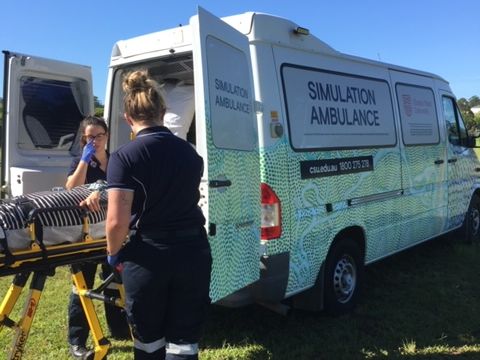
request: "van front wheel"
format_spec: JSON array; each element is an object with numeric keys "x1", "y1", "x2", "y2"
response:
[
  {"x1": 324, "y1": 238, "x2": 364, "y2": 315},
  {"x1": 464, "y1": 195, "x2": 480, "y2": 243}
]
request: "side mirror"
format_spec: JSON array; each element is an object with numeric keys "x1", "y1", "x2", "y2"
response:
[{"x1": 466, "y1": 136, "x2": 478, "y2": 148}]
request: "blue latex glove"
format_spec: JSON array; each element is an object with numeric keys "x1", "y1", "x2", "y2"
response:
[
  {"x1": 81, "y1": 141, "x2": 95, "y2": 163},
  {"x1": 107, "y1": 253, "x2": 121, "y2": 267}
]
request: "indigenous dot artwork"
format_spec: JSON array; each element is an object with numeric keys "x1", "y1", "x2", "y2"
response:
[
  {"x1": 257, "y1": 137, "x2": 479, "y2": 297},
  {"x1": 203, "y1": 110, "x2": 261, "y2": 303},
  {"x1": 202, "y1": 101, "x2": 480, "y2": 302}
]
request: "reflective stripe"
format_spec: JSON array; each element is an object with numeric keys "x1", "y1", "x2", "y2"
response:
[
  {"x1": 107, "y1": 187, "x2": 135, "y2": 192},
  {"x1": 166, "y1": 342, "x2": 199, "y2": 355},
  {"x1": 134, "y1": 337, "x2": 166, "y2": 353},
  {"x1": 136, "y1": 131, "x2": 171, "y2": 138}
]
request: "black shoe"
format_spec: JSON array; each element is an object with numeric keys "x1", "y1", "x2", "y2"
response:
[{"x1": 69, "y1": 344, "x2": 94, "y2": 359}]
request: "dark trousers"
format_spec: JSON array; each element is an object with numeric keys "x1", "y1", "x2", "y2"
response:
[
  {"x1": 68, "y1": 261, "x2": 129, "y2": 346},
  {"x1": 121, "y1": 233, "x2": 212, "y2": 360}
]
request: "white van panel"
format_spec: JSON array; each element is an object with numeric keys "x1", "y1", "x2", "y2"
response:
[{"x1": 10, "y1": 166, "x2": 67, "y2": 196}]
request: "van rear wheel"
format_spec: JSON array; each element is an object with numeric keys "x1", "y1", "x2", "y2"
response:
[
  {"x1": 324, "y1": 238, "x2": 364, "y2": 315},
  {"x1": 464, "y1": 195, "x2": 480, "y2": 243}
]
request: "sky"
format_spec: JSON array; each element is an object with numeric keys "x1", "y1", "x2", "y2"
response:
[{"x1": 1, "y1": 0, "x2": 479, "y2": 103}]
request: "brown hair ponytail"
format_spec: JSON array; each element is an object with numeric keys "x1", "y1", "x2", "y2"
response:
[{"x1": 123, "y1": 70, "x2": 166, "y2": 124}]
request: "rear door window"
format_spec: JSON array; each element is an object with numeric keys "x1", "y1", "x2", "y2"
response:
[{"x1": 19, "y1": 77, "x2": 85, "y2": 150}]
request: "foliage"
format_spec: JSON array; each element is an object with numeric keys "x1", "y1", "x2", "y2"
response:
[
  {"x1": 94, "y1": 96, "x2": 102, "y2": 108},
  {"x1": 2, "y1": 236, "x2": 480, "y2": 359},
  {"x1": 475, "y1": 112, "x2": 480, "y2": 125},
  {"x1": 94, "y1": 96, "x2": 104, "y2": 117},
  {"x1": 468, "y1": 95, "x2": 480, "y2": 107},
  {"x1": 94, "y1": 107, "x2": 104, "y2": 117},
  {"x1": 458, "y1": 96, "x2": 480, "y2": 133}
]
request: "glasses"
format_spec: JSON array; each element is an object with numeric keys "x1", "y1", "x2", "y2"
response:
[{"x1": 84, "y1": 133, "x2": 106, "y2": 142}]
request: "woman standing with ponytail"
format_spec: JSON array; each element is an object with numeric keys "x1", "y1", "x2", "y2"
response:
[{"x1": 106, "y1": 70, "x2": 211, "y2": 360}]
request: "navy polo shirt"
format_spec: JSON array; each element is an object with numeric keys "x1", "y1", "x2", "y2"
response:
[
  {"x1": 107, "y1": 126, "x2": 205, "y2": 231},
  {"x1": 67, "y1": 154, "x2": 108, "y2": 183}
]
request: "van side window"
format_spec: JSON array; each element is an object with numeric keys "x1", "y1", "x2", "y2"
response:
[
  {"x1": 442, "y1": 96, "x2": 467, "y2": 146},
  {"x1": 19, "y1": 77, "x2": 85, "y2": 150},
  {"x1": 395, "y1": 84, "x2": 439, "y2": 146}
]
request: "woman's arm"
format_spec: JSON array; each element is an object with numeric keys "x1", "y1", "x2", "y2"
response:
[
  {"x1": 65, "y1": 161, "x2": 89, "y2": 189},
  {"x1": 106, "y1": 189, "x2": 134, "y2": 255}
]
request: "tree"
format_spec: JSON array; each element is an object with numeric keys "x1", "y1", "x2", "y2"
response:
[
  {"x1": 94, "y1": 96, "x2": 102, "y2": 108},
  {"x1": 458, "y1": 97, "x2": 476, "y2": 131},
  {"x1": 475, "y1": 112, "x2": 480, "y2": 127},
  {"x1": 94, "y1": 107, "x2": 104, "y2": 117},
  {"x1": 465, "y1": 113, "x2": 476, "y2": 132},
  {"x1": 94, "y1": 96, "x2": 104, "y2": 117},
  {"x1": 458, "y1": 97, "x2": 471, "y2": 112},
  {"x1": 469, "y1": 96, "x2": 480, "y2": 107}
]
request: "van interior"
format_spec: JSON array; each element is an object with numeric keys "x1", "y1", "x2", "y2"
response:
[{"x1": 108, "y1": 52, "x2": 196, "y2": 151}]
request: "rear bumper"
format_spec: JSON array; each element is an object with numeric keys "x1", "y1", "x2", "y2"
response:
[{"x1": 215, "y1": 252, "x2": 289, "y2": 307}]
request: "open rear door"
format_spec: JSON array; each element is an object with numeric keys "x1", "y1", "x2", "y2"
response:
[
  {"x1": 191, "y1": 8, "x2": 261, "y2": 303},
  {"x1": 2, "y1": 51, "x2": 93, "y2": 197}
]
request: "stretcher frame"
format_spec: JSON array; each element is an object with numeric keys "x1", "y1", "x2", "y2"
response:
[{"x1": 0, "y1": 205, "x2": 129, "y2": 359}]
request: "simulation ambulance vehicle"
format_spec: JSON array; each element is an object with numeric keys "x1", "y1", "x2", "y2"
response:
[{"x1": 3, "y1": 7, "x2": 480, "y2": 314}]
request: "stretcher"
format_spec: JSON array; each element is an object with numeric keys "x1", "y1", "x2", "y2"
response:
[{"x1": 0, "y1": 186, "x2": 129, "y2": 359}]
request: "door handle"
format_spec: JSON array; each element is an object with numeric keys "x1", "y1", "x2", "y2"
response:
[
  {"x1": 448, "y1": 158, "x2": 457, "y2": 163},
  {"x1": 434, "y1": 159, "x2": 444, "y2": 165},
  {"x1": 209, "y1": 179, "x2": 232, "y2": 188}
]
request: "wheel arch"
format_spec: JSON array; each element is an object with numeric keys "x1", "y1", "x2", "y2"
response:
[
  {"x1": 292, "y1": 225, "x2": 366, "y2": 312},
  {"x1": 328, "y1": 225, "x2": 366, "y2": 263},
  {"x1": 472, "y1": 188, "x2": 480, "y2": 201}
]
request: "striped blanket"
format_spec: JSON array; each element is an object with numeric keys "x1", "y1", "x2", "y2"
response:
[{"x1": 0, "y1": 185, "x2": 106, "y2": 252}]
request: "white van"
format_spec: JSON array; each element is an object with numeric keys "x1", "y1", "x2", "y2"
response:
[{"x1": 2, "y1": 7, "x2": 480, "y2": 314}]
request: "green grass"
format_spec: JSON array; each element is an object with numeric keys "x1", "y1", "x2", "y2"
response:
[{"x1": 2, "y1": 235, "x2": 480, "y2": 359}]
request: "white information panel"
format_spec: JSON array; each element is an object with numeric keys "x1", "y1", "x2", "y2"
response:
[
  {"x1": 396, "y1": 84, "x2": 439, "y2": 145},
  {"x1": 282, "y1": 65, "x2": 396, "y2": 149}
]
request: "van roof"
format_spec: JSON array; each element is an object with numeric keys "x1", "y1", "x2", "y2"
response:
[
  {"x1": 110, "y1": 12, "x2": 337, "y2": 62},
  {"x1": 109, "y1": 11, "x2": 447, "y2": 83}
]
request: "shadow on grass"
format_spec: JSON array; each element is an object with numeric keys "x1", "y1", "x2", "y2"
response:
[{"x1": 202, "y1": 236, "x2": 480, "y2": 359}]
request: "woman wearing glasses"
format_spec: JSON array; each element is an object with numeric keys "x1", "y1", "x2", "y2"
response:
[
  {"x1": 66, "y1": 116, "x2": 129, "y2": 359},
  {"x1": 66, "y1": 115, "x2": 109, "y2": 191}
]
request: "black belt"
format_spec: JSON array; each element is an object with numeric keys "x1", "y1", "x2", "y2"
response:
[{"x1": 134, "y1": 227, "x2": 205, "y2": 240}]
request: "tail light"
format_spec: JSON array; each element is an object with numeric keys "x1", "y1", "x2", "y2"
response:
[{"x1": 261, "y1": 183, "x2": 282, "y2": 240}]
